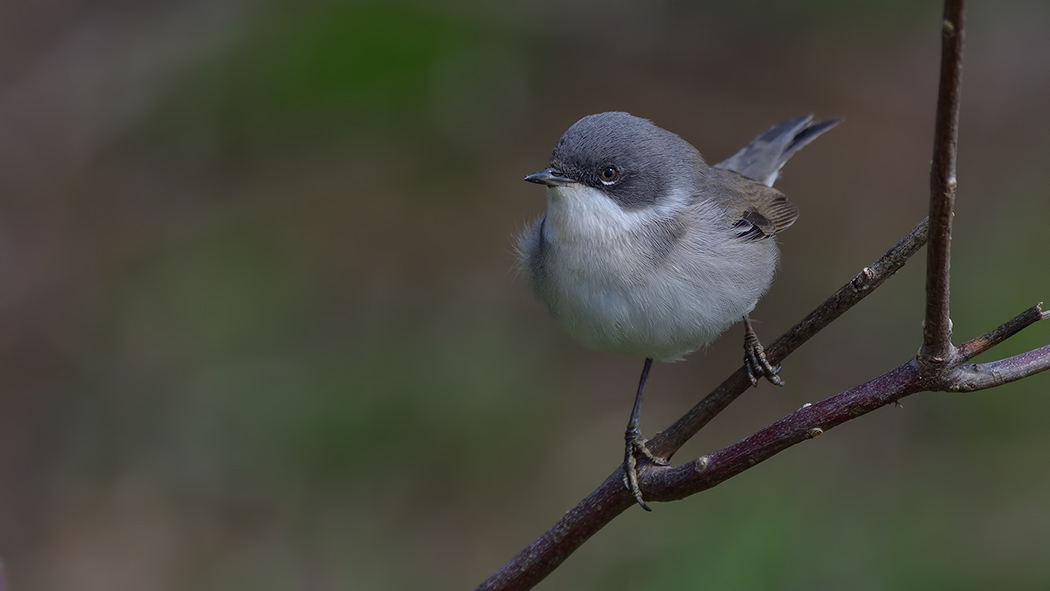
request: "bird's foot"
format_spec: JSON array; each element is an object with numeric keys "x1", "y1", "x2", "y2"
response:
[
  {"x1": 743, "y1": 321, "x2": 784, "y2": 387},
  {"x1": 623, "y1": 427, "x2": 669, "y2": 511}
]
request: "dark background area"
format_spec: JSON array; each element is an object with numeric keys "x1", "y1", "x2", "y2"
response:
[{"x1": 1, "y1": 1, "x2": 1049, "y2": 589}]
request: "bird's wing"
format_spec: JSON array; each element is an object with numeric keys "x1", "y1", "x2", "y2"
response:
[{"x1": 704, "y1": 167, "x2": 799, "y2": 241}]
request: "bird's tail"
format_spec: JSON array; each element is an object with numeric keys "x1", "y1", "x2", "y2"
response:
[{"x1": 715, "y1": 115, "x2": 841, "y2": 187}]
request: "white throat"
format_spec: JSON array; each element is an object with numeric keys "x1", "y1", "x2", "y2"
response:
[{"x1": 543, "y1": 183, "x2": 684, "y2": 246}]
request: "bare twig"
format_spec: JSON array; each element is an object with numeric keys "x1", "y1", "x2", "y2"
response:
[
  {"x1": 955, "y1": 303, "x2": 1047, "y2": 361},
  {"x1": 922, "y1": 0, "x2": 966, "y2": 365},
  {"x1": 946, "y1": 344, "x2": 1050, "y2": 392},
  {"x1": 479, "y1": 293, "x2": 1050, "y2": 591}
]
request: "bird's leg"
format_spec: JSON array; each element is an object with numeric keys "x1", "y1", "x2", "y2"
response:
[
  {"x1": 623, "y1": 357, "x2": 669, "y2": 511},
  {"x1": 743, "y1": 314, "x2": 784, "y2": 387}
]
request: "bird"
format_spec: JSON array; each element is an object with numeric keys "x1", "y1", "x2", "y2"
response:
[{"x1": 516, "y1": 111, "x2": 840, "y2": 510}]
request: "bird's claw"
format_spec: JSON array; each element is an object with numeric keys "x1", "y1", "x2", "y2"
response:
[
  {"x1": 623, "y1": 427, "x2": 669, "y2": 511},
  {"x1": 744, "y1": 327, "x2": 784, "y2": 387}
]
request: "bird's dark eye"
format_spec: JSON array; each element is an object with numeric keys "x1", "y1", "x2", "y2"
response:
[{"x1": 600, "y1": 166, "x2": 619, "y2": 183}]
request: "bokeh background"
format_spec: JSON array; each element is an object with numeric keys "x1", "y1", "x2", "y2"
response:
[{"x1": 1, "y1": 1, "x2": 1049, "y2": 589}]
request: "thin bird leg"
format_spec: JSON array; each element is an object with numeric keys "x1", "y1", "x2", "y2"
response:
[
  {"x1": 743, "y1": 314, "x2": 784, "y2": 387},
  {"x1": 623, "y1": 357, "x2": 669, "y2": 511}
]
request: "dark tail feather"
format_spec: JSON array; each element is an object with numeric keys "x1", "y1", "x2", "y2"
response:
[{"x1": 715, "y1": 115, "x2": 842, "y2": 187}]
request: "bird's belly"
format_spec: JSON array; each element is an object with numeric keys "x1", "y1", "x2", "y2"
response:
[
  {"x1": 539, "y1": 243, "x2": 763, "y2": 362},
  {"x1": 530, "y1": 185, "x2": 776, "y2": 361}
]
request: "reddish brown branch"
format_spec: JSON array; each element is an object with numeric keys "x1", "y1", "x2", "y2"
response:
[
  {"x1": 475, "y1": 470, "x2": 634, "y2": 591},
  {"x1": 648, "y1": 362, "x2": 924, "y2": 501},
  {"x1": 956, "y1": 302, "x2": 1047, "y2": 361},
  {"x1": 946, "y1": 344, "x2": 1050, "y2": 392},
  {"x1": 476, "y1": 219, "x2": 930, "y2": 591},
  {"x1": 922, "y1": 0, "x2": 966, "y2": 364},
  {"x1": 479, "y1": 291, "x2": 1050, "y2": 590}
]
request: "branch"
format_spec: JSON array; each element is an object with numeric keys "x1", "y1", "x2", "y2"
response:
[
  {"x1": 651, "y1": 305, "x2": 1050, "y2": 498},
  {"x1": 476, "y1": 219, "x2": 930, "y2": 591},
  {"x1": 648, "y1": 362, "x2": 924, "y2": 501},
  {"x1": 921, "y1": 0, "x2": 966, "y2": 364},
  {"x1": 477, "y1": 279, "x2": 1050, "y2": 591},
  {"x1": 947, "y1": 344, "x2": 1050, "y2": 392},
  {"x1": 955, "y1": 303, "x2": 1048, "y2": 361}
]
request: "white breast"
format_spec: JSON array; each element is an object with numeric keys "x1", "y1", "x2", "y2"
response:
[{"x1": 530, "y1": 184, "x2": 777, "y2": 362}]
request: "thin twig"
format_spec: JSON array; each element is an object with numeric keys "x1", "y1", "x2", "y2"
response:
[
  {"x1": 922, "y1": 0, "x2": 966, "y2": 364},
  {"x1": 946, "y1": 344, "x2": 1050, "y2": 392},
  {"x1": 955, "y1": 303, "x2": 1047, "y2": 361}
]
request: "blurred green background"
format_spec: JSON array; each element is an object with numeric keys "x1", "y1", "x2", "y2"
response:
[{"x1": 1, "y1": 1, "x2": 1049, "y2": 589}]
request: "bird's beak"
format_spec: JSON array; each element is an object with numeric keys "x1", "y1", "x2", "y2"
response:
[{"x1": 524, "y1": 168, "x2": 573, "y2": 187}]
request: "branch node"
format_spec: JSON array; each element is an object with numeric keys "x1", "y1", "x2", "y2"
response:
[
  {"x1": 806, "y1": 427, "x2": 824, "y2": 439},
  {"x1": 943, "y1": 18, "x2": 957, "y2": 37},
  {"x1": 850, "y1": 267, "x2": 874, "y2": 292},
  {"x1": 992, "y1": 367, "x2": 1004, "y2": 385},
  {"x1": 694, "y1": 456, "x2": 710, "y2": 472},
  {"x1": 949, "y1": 363, "x2": 1008, "y2": 391}
]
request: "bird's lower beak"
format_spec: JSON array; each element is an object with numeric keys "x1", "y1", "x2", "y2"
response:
[{"x1": 524, "y1": 168, "x2": 573, "y2": 187}]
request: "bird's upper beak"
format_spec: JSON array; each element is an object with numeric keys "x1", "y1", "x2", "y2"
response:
[{"x1": 524, "y1": 168, "x2": 573, "y2": 187}]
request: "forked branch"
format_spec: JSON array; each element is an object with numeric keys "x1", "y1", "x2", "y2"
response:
[{"x1": 476, "y1": 219, "x2": 932, "y2": 591}]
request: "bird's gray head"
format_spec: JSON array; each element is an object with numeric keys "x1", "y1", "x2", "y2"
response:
[{"x1": 525, "y1": 112, "x2": 706, "y2": 211}]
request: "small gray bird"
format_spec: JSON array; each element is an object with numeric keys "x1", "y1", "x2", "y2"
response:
[{"x1": 517, "y1": 111, "x2": 840, "y2": 510}]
